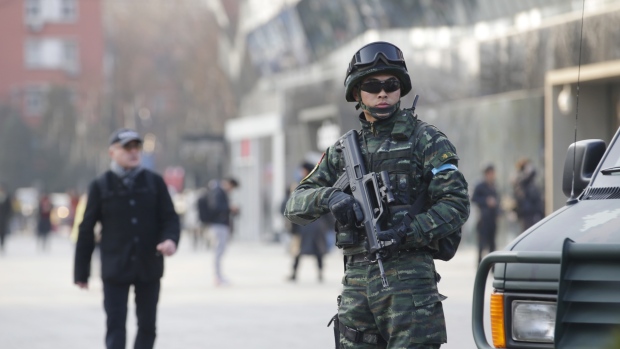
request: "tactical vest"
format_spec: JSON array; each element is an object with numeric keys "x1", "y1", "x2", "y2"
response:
[{"x1": 335, "y1": 110, "x2": 442, "y2": 256}]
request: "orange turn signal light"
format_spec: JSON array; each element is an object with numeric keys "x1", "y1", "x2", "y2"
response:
[{"x1": 490, "y1": 292, "x2": 507, "y2": 348}]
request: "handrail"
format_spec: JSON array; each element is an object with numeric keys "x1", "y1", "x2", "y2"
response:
[{"x1": 471, "y1": 251, "x2": 561, "y2": 349}]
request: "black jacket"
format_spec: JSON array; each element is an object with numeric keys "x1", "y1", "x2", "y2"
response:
[
  {"x1": 74, "y1": 169, "x2": 180, "y2": 284},
  {"x1": 198, "y1": 183, "x2": 231, "y2": 226},
  {"x1": 0, "y1": 192, "x2": 12, "y2": 235},
  {"x1": 472, "y1": 180, "x2": 499, "y2": 235}
]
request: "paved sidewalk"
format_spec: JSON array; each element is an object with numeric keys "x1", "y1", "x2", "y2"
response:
[{"x1": 0, "y1": 232, "x2": 485, "y2": 349}]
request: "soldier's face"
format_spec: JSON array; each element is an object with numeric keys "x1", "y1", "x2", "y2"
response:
[
  {"x1": 357, "y1": 73, "x2": 401, "y2": 121},
  {"x1": 109, "y1": 141, "x2": 142, "y2": 169}
]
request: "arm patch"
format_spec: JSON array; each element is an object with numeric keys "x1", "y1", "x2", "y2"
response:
[
  {"x1": 432, "y1": 163, "x2": 458, "y2": 176},
  {"x1": 429, "y1": 151, "x2": 459, "y2": 169},
  {"x1": 300, "y1": 153, "x2": 324, "y2": 183}
]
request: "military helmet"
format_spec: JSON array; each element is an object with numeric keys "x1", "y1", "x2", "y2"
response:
[{"x1": 344, "y1": 41, "x2": 412, "y2": 102}]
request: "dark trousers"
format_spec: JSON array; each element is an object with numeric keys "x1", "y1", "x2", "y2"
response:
[
  {"x1": 103, "y1": 280, "x2": 160, "y2": 349},
  {"x1": 477, "y1": 220, "x2": 497, "y2": 264},
  {"x1": 292, "y1": 253, "x2": 323, "y2": 271},
  {"x1": 291, "y1": 253, "x2": 324, "y2": 281}
]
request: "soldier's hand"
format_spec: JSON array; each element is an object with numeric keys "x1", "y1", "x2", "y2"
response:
[
  {"x1": 377, "y1": 228, "x2": 407, "y2": 249},
  {"x1": 75, "y1": 282, "x2": 89, "y2": 290},
  {"x1": 328, "y1": 191, "x2": 364, "y2": 226}
]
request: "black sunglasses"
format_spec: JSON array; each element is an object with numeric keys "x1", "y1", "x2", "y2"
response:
[{"x1": 359, "y1": 79, "x2": 401, "y2": 94}]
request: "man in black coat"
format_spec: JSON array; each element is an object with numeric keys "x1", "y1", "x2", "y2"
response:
[
  {"x1": 472, "y1": 164, "x2": 500, "y2": 264},
  {"x1": 74, "y1": 128, "x2": 180, "y2": 349}
]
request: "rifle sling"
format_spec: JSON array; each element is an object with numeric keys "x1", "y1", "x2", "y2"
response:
[{"x1": 394, "y1": 186, "x2": 426, "y2": 234}]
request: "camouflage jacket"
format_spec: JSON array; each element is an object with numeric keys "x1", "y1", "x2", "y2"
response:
[{"x1": 284, "y1": 108, "x2": 470, "y2": 255}]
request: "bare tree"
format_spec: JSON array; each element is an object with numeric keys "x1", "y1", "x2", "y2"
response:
[
  {"x1": 0, "y1": 106, "x2": 36, "y2": 188},
  {"x1": 104, "y1": 0, "x2": 237, "y2": 177}
]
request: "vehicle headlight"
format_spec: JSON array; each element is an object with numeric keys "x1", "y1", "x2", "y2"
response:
[{"x1": 512, "y1": 300, "x2": 556, "y2": 343}]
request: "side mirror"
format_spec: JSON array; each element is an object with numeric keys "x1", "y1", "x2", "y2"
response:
[{"x1": 562, "y1": 139, "x2": 606, "y2": 199}]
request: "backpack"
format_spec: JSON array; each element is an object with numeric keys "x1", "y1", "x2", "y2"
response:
[
  {"x1": 197, "y1": 190, "x2": 215, "y2": 224},
  {"x1": 411, "y1": 119, "x2": 462, "y2": 261}
]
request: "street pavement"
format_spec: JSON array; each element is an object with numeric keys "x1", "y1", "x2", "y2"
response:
[{"x1": 0, "y1": 231, "x2": 491, "y2": 349}]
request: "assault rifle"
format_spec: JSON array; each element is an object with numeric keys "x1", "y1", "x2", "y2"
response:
[{"x1": 333, "y1": 130, "x2": 396, "y2": 288}]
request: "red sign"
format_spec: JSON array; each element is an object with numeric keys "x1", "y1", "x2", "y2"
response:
[
  {"x1": 241, "y1": 139, "x2": 251, "y2": 158},
  {"x1": 163, "y1": 166, "x2": 185, "y2": 193}
]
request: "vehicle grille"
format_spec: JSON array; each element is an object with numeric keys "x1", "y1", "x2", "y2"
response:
[
  {"x1": 554, "y1": 239, "x2": 620, "y2": 348},
  {"x1": 582, "y1": 187, "x2": 620, "y2": 200}
]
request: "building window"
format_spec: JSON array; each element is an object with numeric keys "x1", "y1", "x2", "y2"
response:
[
  {"x1": 63, "y1": 40, "x2": 80, "y2": 74},
  {"x1": 24, "y1": 86, "x2": 47, "y2": 116},
  {"x1": 25, "y1": 38, "x2": 80, "y2": 74},
  {"x1": 60, "y1": 0, "x2": 77, "y2": 21},
  {"x1": 24, "y1": 0, "x2": 78, "y2": 25},
  {"x1": 24, "y1": 0, "x2": 40, "y2": 20},
  {"x1": 24, "y1": 40, "x2": 40, "y2": 67}
]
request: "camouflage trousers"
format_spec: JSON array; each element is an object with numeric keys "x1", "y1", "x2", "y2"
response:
[{"x1": 338, "y1": 250, "x2": 447, "y2": 349}]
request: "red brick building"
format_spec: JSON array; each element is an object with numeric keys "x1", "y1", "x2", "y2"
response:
[{"x1": 0, "y1": 0, "x2": 103, "y2": 126}]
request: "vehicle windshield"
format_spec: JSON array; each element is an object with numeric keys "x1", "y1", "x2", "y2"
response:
[{"x1": 593, "y1": 135, "x2": 620, "y2": 187}]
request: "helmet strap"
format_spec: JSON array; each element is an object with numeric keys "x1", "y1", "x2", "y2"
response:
[{"x1": 358, "y1": 90, "x2": 400, "y2": 119}]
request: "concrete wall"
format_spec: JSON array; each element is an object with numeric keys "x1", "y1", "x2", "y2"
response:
[
  {"x1": 425, "y1": 91, "x2": 544, "y2": 244},
  {"x1": 545, "y1": 60, "x2": 620, "y2": 213}
]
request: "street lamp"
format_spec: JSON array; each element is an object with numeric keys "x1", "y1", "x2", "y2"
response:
[{"x1": 557, "y1": 84, "x2": 573, "y2": 115}]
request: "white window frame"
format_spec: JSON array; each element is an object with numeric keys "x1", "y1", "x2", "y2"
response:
[
  {"x1": 62, "y1": 40, "x2": 80, "y2": 74},
  {"x1": 24, "y1": 40, "x2": 40, "y2": 68},
  {"x1": 24, "y1": 37, "x2": 80, "y2": 74},
  {"x1": 24, "y1": 0, "x2": 78, "y2": 25},
  {"x1": 24, "y1": 0, "x2": 41, "y2": 21},
  {"x1": 60, "y1": 0, "x2": 78, "y2": 22}
]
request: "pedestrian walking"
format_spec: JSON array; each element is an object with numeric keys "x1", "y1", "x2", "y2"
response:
[
  {"x1": 37, "y1": 193, "x2": 53, "y2": 251},
  {"x1": 513, "y1": 158, "x2": 544, "y2": 231},
  {"x1": 0, "y1": 183, "x2": 12, "y2": 253},
  {"x1": 195, "y1": 186, "x2": 211, "y2": 249},
  {"x1": 284, "y1": 41, "x2": 470, "y2": 348},
  {"x1": 198, "y1": 178, "x2": 239, "y2": 286},
  {"x1": 471, "y1": 165, "x2": 500, "y2": 264},
  {"x1": 70, "y1": 192, "x2": 88, "y2": 244},
  {"x1": 67, "y1": 188, "x2": 80, "y2": 229},
  {"x1": 286, "y1": 163, "x2": 332, "y2": 283},
  {"x1": 183, "y1": 188, "x2": 204, "y2": 250},
  {"x1": 74, "y1": 128, "x2": 180, "y2": 349}
]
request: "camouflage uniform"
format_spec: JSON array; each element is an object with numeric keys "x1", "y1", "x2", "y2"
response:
[{"x1": 284, "y1": 108, "x2": 470, "y2": 348}]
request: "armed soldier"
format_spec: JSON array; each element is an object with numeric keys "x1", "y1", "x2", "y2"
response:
[{"x1": 284, "y1": 41, "x2": 470, "y2": 349}]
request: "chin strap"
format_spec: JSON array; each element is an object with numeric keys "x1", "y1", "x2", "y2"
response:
[
  {"x1": 359, "y1": 100, "x2": 400, "y2": 120},
  {"x1": 356, "y1": 88, "x2": 400, "y2": 119}
]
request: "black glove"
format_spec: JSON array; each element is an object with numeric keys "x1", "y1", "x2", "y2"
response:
[
  {"x1": 377, "y1": 226, "x2": 407, "y2": 250},
  {"x1": 328, "y1": 191, "x2": 364, "y2": 226}
]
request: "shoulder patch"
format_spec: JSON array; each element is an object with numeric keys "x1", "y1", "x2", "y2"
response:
[
  {"x1": 301, "y1": 153, "x2": 324, "y2": 183},
  {"x1": 430, "y1": 151, "x2": 459, "y2": 168}
]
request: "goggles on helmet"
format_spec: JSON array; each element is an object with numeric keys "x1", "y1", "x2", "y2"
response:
[
  {"x1": 359, "y1": 78, "x2": 401, "y2": 94},
  {"x1": 347, "y1": 42, "x2": 406, "y2": 75}
]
